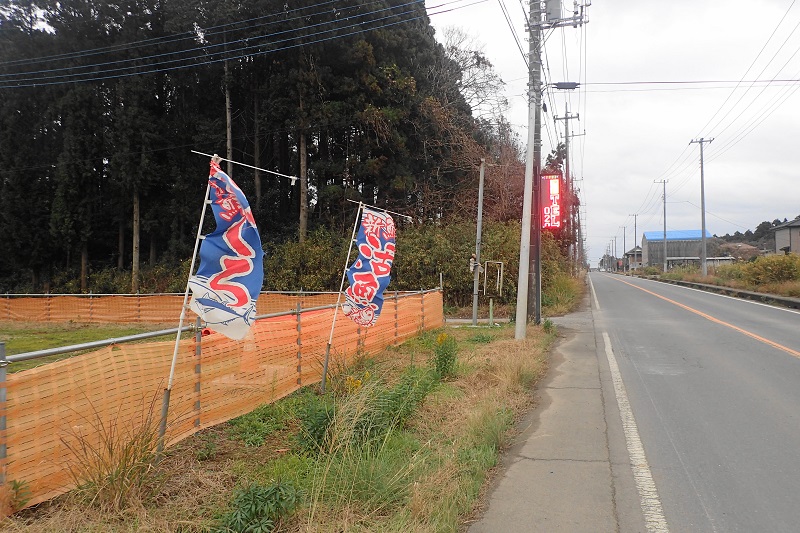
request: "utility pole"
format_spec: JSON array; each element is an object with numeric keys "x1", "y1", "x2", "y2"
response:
[
  {"x1": 514, "y1": 0, "x2": 540, "y2": 338},
  {"x1": 515, "y1": 1, "x2": 588, "y2": 339},
  {"x1": 472, "y1": 159, "x2": 485, "y2": 326},
  {"x1": 621, "y1": 226, "x2": 626, "y2": 272},
  {"x1": 655, "y1": 179, "x2": 668, "y2": 271},
  {"x1": 629, "y1": 214, "x2": 638, "y2": 269},
  {"x1": 613, "y1": 236, "x2": 617, "y2": 271},
  {"x1": 554, "y1": 105, "x2": 580, "y2": 275},
  {"x1": 690, "y1": 138, "x2": 713, "y2": 276}
]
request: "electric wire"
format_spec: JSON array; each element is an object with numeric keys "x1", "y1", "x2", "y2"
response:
[
  {"x1": 496, "y1": 0, "x2": 528, "y2": 67},
  {"x1": 0, "y1": 0, "x2": 345, "y2": 68},
  {"x1": 0, "y1": 0, "x2": 478, "y2": 88},
  {"x1": 694, "y1": 0, "x2": 797, "y2": 138},
  {"x1": 0, "y1": 0, "x2": 429, "y2": 85}
]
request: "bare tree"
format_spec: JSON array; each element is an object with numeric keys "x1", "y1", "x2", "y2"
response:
[{"x1": 440, "y1": 27, "x2": 508, "y2": 122}]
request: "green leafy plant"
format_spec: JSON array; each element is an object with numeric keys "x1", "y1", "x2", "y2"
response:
[
  {"x1": 432, "y1": 332, "x2": 458, "y2": 379},
  {"x1": 214, "y1": 481, "x2": 301, "y2": 533},
  {"x1": 542, "y1": 318, "x2": 555, "y2": 334},
  {"x1": 295, "y1": 395, "x2": 335, "y2": 454}
]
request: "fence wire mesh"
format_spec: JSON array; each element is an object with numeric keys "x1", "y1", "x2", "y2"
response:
[{"x1": 0, "y1": 291, "x2": 443, "y2": 511}]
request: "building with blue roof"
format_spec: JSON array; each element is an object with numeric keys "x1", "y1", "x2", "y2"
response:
[{"x1": 641, "y1": 229, "x2": 716, "y2": 269}]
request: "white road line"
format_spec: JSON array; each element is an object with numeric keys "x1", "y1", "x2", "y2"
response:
[
  {"x1": 589, "y1": 276, "x2": 600, "y2": 309},
  {"x1": 603, "y1": 332, "x2": 669, "y2": 533}
]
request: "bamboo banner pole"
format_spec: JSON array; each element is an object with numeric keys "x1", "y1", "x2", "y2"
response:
[
  {"x1": 157, "y1": 176, "x2": 212, "y2": 456},
  {"x1": 190, "y1": 150, "x2": 298, "y2": 185},
  {"x1": 320, "y1": 202, "x2": 364, "y2": 393}
]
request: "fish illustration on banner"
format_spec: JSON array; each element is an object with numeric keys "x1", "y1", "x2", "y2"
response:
[
  {"x1": 188, "y1": 157, "x2": 264, "y2": 340},
  {"x1": 342, "y1": 208, "x2": 396, "y2": 327}
]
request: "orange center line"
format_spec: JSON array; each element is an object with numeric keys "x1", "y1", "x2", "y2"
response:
[{"x1": 610, "y1": 276, "x2": 800, "y2": 360}]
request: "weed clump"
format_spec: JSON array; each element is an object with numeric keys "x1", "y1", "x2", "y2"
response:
[{"x1": 213, "y1": 481, "x2": 301, "y2": 533}]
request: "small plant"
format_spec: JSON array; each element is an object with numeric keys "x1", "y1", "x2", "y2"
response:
[
  {"x1": 432, "y1": 332, "x2": 458, "y2": 379},
  {"x1": 7, "y1": 479, "x2": 31, "y2": 512},
  {"x1": 214, "y1": 481, "x2": 301, "y2": 533},
  {"x1": 542, "y1": 318, "x2": 555, "y2": 334},
  {"x1": 344, "y1": 370, "x2": 370, "y2": 395},
  {"x1": 195, "y1": 433, "x2": 218, "y2": 461},
  {"x1": 296, "y1": 395, "x2": 335, "y2": 453},
  {"x1": 469, "y1": 332, "x2": 495, "y2": 344}
]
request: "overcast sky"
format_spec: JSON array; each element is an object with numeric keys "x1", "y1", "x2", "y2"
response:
[{"x1": 428, "y1": 0, "x2": 800, "y2": 266}]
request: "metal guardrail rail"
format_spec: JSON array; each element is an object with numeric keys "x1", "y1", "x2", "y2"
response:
[{"x1": 4, "y1": 289, "x2": 443, "y2": 364}]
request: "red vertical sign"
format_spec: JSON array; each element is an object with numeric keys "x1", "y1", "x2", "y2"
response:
[{"x1": 542, "y1": 172, "x2": 562, "y2": 230}]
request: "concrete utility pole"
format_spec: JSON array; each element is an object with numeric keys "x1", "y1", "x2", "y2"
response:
[
  {"x1": 621, "y1": 226, "x2": 626, "y2": 271},
  {"x1": 655, "y1": 179, "x2": 668, "y2": 271},
  {"x1": 690, "y1": 138, "x2": 713, "y2": 276},
  {"x1": 554, "y1": 106, "x2": 580, "y2": 274},
  {"x1": 472, "y1": 159, "x2": 485, "y2": 326},
  {"x1": 629, "y1": 213, "x2": 638, "y2": 268},
  {"x1": 514, "y1": 0, "x2": 540, "y2": 338},
  {"x1": 613, "y1": 236, "x2": 617, "y2": 270},
  {"x1": 515, "y1": 0, "x2": 588, "y2": 339}
]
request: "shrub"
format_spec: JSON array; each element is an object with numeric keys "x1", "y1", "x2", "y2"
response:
[{"x1": 741, "y1": 254, "x2": 800, "y2": 285}]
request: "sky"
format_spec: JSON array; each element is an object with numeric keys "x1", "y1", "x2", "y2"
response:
[{"x1": 427, "y1": 0, "x2": 800, "y2": 266}]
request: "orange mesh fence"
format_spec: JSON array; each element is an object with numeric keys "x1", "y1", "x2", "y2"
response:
[
  {"x1": 0, "y1": 290, "x2": 442, "y2": 511},
  {"x1": 0, "y1": 292, "x2": 342, "y2": 324}
]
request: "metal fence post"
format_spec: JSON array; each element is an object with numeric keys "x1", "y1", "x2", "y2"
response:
[
  {"x1": 194, "y1": 317, "x2": 202, "y2": 428},
  {"x1": 0, "y1": 343, "x2": 7, "y2": 487},
  {"x1": 394, "y1": 291, "x2": 399, "y2": 346},
  {"x1": 296, "y1": 302, "x2": 302, "y2": 385},
  {"x1": 420, "y1": 290, "x2": 425, "y2": 331},
  {"x1": 46, "y1": 292, "x2": 51, "y2": 322},
  {"x1": 88, "y1": 291, "x2": 93, "y2": 323}
]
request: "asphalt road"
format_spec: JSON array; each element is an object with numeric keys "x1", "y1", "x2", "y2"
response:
[{"x1": 589, "y1": 272, "x2": 800, "y2": 532}]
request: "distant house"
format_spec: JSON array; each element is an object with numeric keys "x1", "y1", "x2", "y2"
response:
[
  {"x1": 641, "y1": 229, "x2": 713, "y2": 269},
  {"x1": 773, "y1": 218, "x2": 800, "y2": 254},
  {"x1": 624, "y1": 246, "x2": 642, "y2": 270}
]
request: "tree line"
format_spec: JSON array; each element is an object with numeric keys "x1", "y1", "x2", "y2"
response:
[{"x1": 0, "y1": 0, "x2": 576, "y2": 295}]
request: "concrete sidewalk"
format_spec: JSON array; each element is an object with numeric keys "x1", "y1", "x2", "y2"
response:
[{"x1": 466, "y1": 299, "x2": 647, "y2": 532}]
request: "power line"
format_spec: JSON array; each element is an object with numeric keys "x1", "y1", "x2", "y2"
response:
[
  {"x1": 0, "y1": 0, "x2": 429, "y2": 86},
  {"x1": 0, "y1": 11, "x2": 437, "y2": 88}
]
